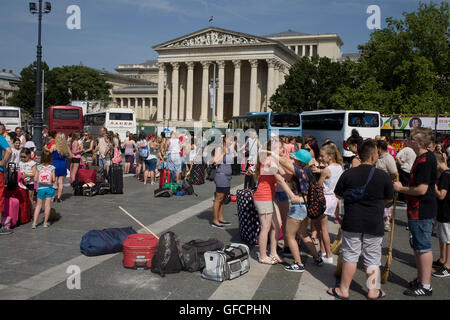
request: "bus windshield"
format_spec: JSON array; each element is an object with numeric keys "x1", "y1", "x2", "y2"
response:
[
  {"x1": 348, "y1": 113, "x2": 379, "y2": 127},
  {"x1": 53, "y1": 109, "x2": 80, "y2": 120},
  {"x1": 270, "y1": 113, "x2": 300, "y2": 127}
]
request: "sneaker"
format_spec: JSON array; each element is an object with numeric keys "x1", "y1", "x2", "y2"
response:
[
  {"x1": 433, "y1": 259, "x2": 444, "y2": 270},
  {"x1": 211, "y1": 222, "x2": 224, "y2": 229},
  {"x1": 0, "y1": 227, "x2": 13, "y2": 235},
  {"x1": 403, "y1": 283, "x2": 432, "y2": 297},
  {"x1": 322, "y1": 256, "x2": 333, "y2": 264},
  {"x1": 219, "y1": 220, "x2": 231, "y2": 226},
  {"x1": 433, "y1": 266, "x2": 450, "y2": 278},
  {"x1": 284, "y1": 262, "x2": 305, "y2": 273},
  {"x1": 43, "y1": 222, "x2": 51, "y2": 228},
  {"x1": 283, "y1": 247, "x2": 293, "y2": 258},
  {"x1": 314, "y1": 257, "x2": 324, "y2": 266},
  {"x1": 408, "y1": 278, "x2": 419, "y2": 289},
  {"x1": 31, "y1": 224, "x2": 37, "y2": 229}
]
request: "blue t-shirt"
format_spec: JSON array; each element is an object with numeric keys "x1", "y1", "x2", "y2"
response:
[{"x1": 0, "y1": 135, "x2": 11, "y2": 172}]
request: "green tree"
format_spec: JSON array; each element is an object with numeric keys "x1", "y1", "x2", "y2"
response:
[
  {"x1": 46, "y1": 65, "x2": 112, "y2": 107},
  {"x1": 269, "y1": 56, "x2": 353, "y2": 112},
  {"x1": 7, "y1": 61, "x2": 50, "y2": 113},
  {"x1": 342, "y1": 1, "x2": 450, "y2": 114}
]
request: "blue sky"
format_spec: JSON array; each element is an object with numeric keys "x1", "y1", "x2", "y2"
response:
[{"x1": 1, "y1": 0, "x2": 423, "y2": 75}]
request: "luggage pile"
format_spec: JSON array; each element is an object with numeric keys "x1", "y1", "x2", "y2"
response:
[
  {"x1": 154, "y1": 169, "x2": 197, "y2": 198},
  {"x1": 72, "y1": 165, "x2": 123, "y2": 197},
  {"x1": 80, "y1": 227, "x2": 250, "y2": 281}
]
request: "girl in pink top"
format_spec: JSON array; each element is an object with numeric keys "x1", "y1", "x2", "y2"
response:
[{"x1": 70, "y1": 131, "x2": 82, "y2": 183}]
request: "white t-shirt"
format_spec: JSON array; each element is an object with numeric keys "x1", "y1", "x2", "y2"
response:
[
  {"x1": 376, "y1": 152, "x2": 398, "y2": 176},
  {"x1": 167, "y1": 138, "x2": 181, "y2": 155},
  {"x1": 10, "y1": 148, "x2": 21, "y2": 167},
  {"x1": 396, "y1": 147, "x2": 416, "y2": 173},
  {"x1": 19, "y1": 160, "x2": 36, "y2": 184},
  {"x1": 323, "y1": 164, "x2": 344, "y2": 195},
  {"x1": 247, "y1": 137, "x2": 258, "y2": 164}
]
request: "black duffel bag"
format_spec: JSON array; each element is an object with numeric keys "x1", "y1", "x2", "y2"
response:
[{"x1": 182, "y1": 238, "x2": 224, "y2": 272}]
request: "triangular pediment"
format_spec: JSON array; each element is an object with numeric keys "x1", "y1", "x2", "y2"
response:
[{"x1": 153, "y1": 27, "x2": 274, "y2": 50}]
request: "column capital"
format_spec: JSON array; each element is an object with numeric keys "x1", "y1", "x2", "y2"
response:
[
  {"x1": 186, "y1": 61, "x2": 195, "y2": 69},
  {"x1": 171, "y1": 62, "x2": 180, "y2": 70},
  {"x1": 249, "y1": 59, "x2": 259, "y2": 68},
  {"x1": 266, "y1": 58, "x2": 276, "y2": 68},
  {"x1": 201, "y1": 61, "x2": 211, "y2": 69},
  {"x1": 216, "y1": 60, "x2": 226, "y2": 69},
  {"x1": 157, "y1": 62, "x2": 166, "y2": 71},
  {"x1": 232, "y1": 60, "x2": 241, "y2": 68}
]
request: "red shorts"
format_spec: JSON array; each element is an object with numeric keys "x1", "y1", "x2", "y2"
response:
[{"x1": 0, "y1": 172, "x2": 5, "y2": 212}]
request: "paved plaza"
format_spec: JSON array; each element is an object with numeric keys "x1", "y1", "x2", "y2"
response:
[{"x1": 0, "y1": 174, "x2": 447, "y2": 300}]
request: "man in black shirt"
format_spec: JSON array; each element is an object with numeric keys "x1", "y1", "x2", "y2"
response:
[
  {"x1": 394, "y1": 127, "x2": 437, "y2": 297},
  {"x1": 327, "y1": 139, "x2": 393, "y2": 300}
]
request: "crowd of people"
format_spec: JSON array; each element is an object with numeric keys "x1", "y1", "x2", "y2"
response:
[
  {"x1": 0, "y1": 122, "x2": 448, "y2": 299},
  {"x1": 207, "y1": 127, "x2": 449, "y2": 299}
]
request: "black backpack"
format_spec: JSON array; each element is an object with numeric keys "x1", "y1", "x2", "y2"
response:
[
  {"x1": 301, "y1": 169, "x2": 326, "y2": 219},
  {"x1": 151, "y1": 231, "x2": 184, "y2": 277},
  {"x1": 6, "y1": 163, "x2": 18, "y2": 190},
  {"x1": 182, "y1": 239, "x2": 224, "y2": 272},
  {"x1": 181, "y1": 180, "x2": 197, "y2": 196},
  {"x1": 206, "y1": 165, "x2": 216, "y2": 181}
]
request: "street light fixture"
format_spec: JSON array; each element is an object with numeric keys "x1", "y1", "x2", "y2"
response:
[{"x1": 29, "y1": 1, "x2": 51, "y2": 155}]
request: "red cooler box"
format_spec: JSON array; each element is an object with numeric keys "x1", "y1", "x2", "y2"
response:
[{"x1": 123, "y1": 233, "x2": 158, "y2": 269}]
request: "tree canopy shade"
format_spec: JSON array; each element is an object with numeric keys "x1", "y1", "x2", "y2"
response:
[
  {"x1": 8, "y1": 64, "x2": 112, "y2": 114},
  {"x1": 270, "y1": 1, "x2": 449, "y2": 115}
]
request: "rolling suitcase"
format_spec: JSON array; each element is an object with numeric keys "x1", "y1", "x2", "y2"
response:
[
  {"x1": 1, "y1": 197, "x2": 20, "y2": 229},
  {"x1": 5, "y1": 187, "x2": 31, "y2": 225},
  {"x1": 110, "y1": 164, "x2": 123, "y2": 194},
  {"x1": 76, "y1": 169, "x2": 97, "y2": 184},
  {"x1": 123, "y1": 233, "x2": 159, "y2": 269},
  {"x1": 236, "y1": 189, "x2": 260, "y2": 246}
]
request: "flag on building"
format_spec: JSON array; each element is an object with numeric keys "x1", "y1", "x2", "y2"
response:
[{"x1": 209, "y1": 16, "x2": 214, "y2": 23}]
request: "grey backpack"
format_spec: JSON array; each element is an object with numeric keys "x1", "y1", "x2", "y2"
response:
[{"x1": 201, "y1": 243, "x2": 250, "y2": 282}]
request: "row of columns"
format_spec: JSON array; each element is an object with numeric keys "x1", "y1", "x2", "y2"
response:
[
  {"x1": 293, "y1": 44, "x2": 317, "y2": 57},
  {"x1": 156, "y1": 58, "x2": 288, "y2": 123},
  {"x1": 115, "y1": 97, "x2": 156, "y2": 120}
]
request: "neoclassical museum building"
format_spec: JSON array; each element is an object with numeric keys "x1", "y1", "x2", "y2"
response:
[{"x1": 109, "y1": 26, "x2": 354, "y2": 130}]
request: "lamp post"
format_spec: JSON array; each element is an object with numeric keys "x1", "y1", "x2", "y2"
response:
[{"x1": 29, "y1": 1, "x2": 51, "y2": 155}]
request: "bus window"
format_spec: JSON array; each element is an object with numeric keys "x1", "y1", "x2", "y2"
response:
[
  {"x1": 0, "y1": 110, "x2": 20, "y2": 118},
  {"x1": 109, "y1": 113, "x2": 133, "y2": 121},
  {"x1": 53, "y1": 109, "x2": 80, "y2": 120},
  {"x1": 302, "y1": 114, "x2": 344, "y2": 130},
  {"x1": 270, "y1": 114, "x2": 300, "y2": 127},
  {"x1": 348, "y1": 113, "x2": 379, "y2": 127}
]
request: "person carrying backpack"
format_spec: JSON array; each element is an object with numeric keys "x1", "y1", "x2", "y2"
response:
[
  {"x1": 32, "y1": 149, "x2": 56, "y2": 229},
  {"x1": 273, "y1": 147, "x2": 324, "y2": 272}
]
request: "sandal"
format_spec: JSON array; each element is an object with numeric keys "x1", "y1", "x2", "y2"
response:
[
  {"x1": 327, "y1": 288, "x2": 349, "y2": 300},
  {"x1": 270, "y1": 255, "x2": 282, "y2": 263},
  {"x1": 258, "y1": 256, "x2": 277, "y2": 265},
  {"x1": 367, "y1": 290, "x2": 386, "y2": 300}
]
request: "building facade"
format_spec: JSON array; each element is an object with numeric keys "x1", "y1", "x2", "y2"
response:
[
  {"x1": 112, "y1": 26, "x2": 344, "y2": 129},
  {"x1": 0, "y1": 69, "x2": 20, "y2": 106}
]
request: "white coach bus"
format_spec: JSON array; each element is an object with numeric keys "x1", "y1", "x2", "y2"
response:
[
  {"x1": 84, "y1": 108, "x2": 136, "y2": 142},
  {"x1": 301, "y1": 109, "x2": 381, "y2": 160},
  {"x1": 0, "y1": 106, "x2": 23, "y2": 131}
]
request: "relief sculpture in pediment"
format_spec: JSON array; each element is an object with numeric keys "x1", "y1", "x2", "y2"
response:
[{"x1": 166, "y1": 31, "x2": 262, "y2": 48}]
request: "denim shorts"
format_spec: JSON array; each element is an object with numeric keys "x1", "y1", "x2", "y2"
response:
[
  {"x1": 144, "y1": 159, "x2": 157, "y2": 172},
  {"x1": 37, "y1": 187, "x2": 55, "y2": 199},
  {"x1": 408, "y1": 218, "x2": 434, "y2": 253},
  {"x1": 274, "y1": 191, "x2": 289, "y2": 203},
  {"x1": 288, "y1": 202, "x2": 307, "y2": 221}
]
